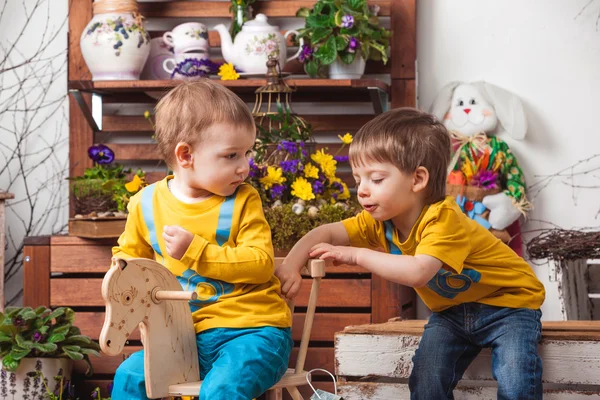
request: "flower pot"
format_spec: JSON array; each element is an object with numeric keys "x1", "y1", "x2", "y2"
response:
[
  {"x1": 80, "y1": 0, "x2": 151, "y2": 80},
  {"x1": 0, "y1": 358, "x2": 73, "y2": 399},
  {"x1": 71, "y1": 179, "x2": 118, "y2": 215},
  {"x1": 328, "y1": 56, "x2": 366, "y2": 79}
]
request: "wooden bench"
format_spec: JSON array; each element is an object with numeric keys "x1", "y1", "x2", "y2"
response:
[{"x1": 335, "y1": 320, "x2": 600, "y2": 399}]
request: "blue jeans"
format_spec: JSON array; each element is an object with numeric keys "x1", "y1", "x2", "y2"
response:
[
  {"x1": 112, "y1": 326, "x2": 293, "y2": 400},
  {"x1": 409, "y1": 303, "x2": 542, "y2": 400}
]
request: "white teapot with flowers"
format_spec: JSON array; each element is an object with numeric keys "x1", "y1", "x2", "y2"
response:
[{"x1": 214, "y1": 14, "x2": 304, "y2": 74}]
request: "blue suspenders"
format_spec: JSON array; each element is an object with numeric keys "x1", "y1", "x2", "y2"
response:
[
  {"x1": 383, "y1": 220, "x2": 402, "y2": 255},
  {"x1": 140, "y1": 183, "x2": 236, "y2": 311}
]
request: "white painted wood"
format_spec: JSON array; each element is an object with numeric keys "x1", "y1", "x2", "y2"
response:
[
  {"x1": 336, "y1": 333, "x2": 600, "y2": 385},
  {"x1": 0, "y1": 193, "x2": 14, "y2": 311},
  {"x1": 339, "y1": 382, "x2": 600, "y2": 400},
  {"x1": 557, "y1": 259, "x2": 592, "y2": 320}
]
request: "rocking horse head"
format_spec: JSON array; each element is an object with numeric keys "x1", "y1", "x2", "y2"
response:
[{"x1": 99, "y1": 257, "x2": 200, "y2": 398}]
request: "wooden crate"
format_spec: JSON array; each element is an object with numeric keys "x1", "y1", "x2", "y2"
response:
[{"x1": 335, "y1": 320, "x2": 600, "y2": 399}]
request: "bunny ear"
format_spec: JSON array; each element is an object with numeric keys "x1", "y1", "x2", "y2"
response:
[
  {"x1": 480, "y1": 82, "x2": 527, "y2": 140},
  {"x1": 429, "y1": 81, "x2": 462, "y2": 122}
]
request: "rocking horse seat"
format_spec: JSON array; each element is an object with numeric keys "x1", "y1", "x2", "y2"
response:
[{"x1": 168, "y1": 369, "x2": 310, "y2": 396}]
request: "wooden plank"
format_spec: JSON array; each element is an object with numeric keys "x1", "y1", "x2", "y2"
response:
[
  {"x1": 69, "y1": 78, "x2": 390, "y2": 94},
  {"x1": 75, "y1": 311, "x2": 369, "y2": 342},
  {"x1": 558, "y1": 259, "x2": 591, "y2": 319},
  {"x1": 338, "y1": 382, "x2": 600, "y2": 400},
  {"x1": 102, "y1": 115, "x2": 374, "y2": 134},
  {"x1": 50, "y1": 247, "x2": 368, "y2": 274},
  {"x1": 0, "y1": 199, "x2": 7, "y2": 310},
  {"x1": 371, "y1": 275, "x2": 414, "y2": 323},
  {"x1": 23, "y1": 244, "x2": 51, "y2": 307},
  {"x1": 68, "y1": 218, "x2": 126, "y2": 239},
  {"x1": 139, "y1": 1, "x2": 390, "y2": 18},
  {"x1": 50, "y1": 235, "x2": 116, "y2": 246},
  {"x1": 335, "y1": 332, "x2": 600, "y2": 385},
  {"x1": 67, "y1": 0, "x2": 91, "y2": 81},
  {"x1": 390, "y1": 0, "x2": 416, "y2": 80},
  {"x1": 69, "y1": 95, "x2": 94, "y2": 214},
  {"x1": 51, "y1": 278, "x2": 371, "y2": 307},
  {"x1": 391, "y1": 78, "x2": 416, "y2": 109},
  {"x1": 77, "y1": 345, "x2": 333, "y2": 376}
]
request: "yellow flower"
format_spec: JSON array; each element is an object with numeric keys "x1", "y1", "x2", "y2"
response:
[
  {"x1": 304, "y1": 163, "x2": 319, "y2": 179},
  {"x1": 320, "y1": 160, "x2": 337, "y2": 179},
  {"x1": 125, "y1": 175, "x2": 142, "y2": 193},
  {"x1": 218, "y1": 63, "x2": 240, "y2": 80},
  {"x1": 311, "y1": 149, "x2": 334, "y2": 166},
  {"x1": 143, "y1": 110, "x2": 150, "y2": 119},
  {"x1": 338, "y1": 182, "x2": 350, "y2": 200},
  {"x1": 291, "y1": 177, "x2": 315, "y2": 201},
  {"x1": 259, "y1": 166, "x2": 286, "y2": 189},
  {"x1": 338, "y1": 133, "x2": 353, "y2": 145}
]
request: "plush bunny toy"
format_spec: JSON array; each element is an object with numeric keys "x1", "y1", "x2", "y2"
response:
[{"x1": 430, "y1": 82, "x2": 531, "y2": 252}]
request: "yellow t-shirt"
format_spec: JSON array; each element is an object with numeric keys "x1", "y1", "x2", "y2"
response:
[
  {"x1": 342, "y1": 196, "x2": 545, "y2": 312},
  {"x1": 113, "y1": 177, "x2": 291, "y2": 333}
]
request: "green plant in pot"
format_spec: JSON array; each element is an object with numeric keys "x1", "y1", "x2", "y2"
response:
[
  {"x1": 295, "y1": 0, "x2": 391, "y2": 78},
  {"x1": 70, "y1": 144, "x2": 146, "y2": 216},
  {"x1": 0, "y1": 306, "x2": 101, "y2": 399}
]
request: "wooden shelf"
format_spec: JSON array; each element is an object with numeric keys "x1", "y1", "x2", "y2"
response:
[
  {"x1": 138, "y1": 1, "x2": 391, "y2": 18},
  {"x1": 68, "y1": 78, "x2": 390, "y2": 131}
]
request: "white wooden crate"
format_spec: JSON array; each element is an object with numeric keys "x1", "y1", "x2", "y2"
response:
[{"x1": 335, "y1": 320, "x2": 600, "y2": 399}]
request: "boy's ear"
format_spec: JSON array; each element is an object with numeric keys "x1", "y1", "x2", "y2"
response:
[
  {"x1": 412, "y1": 167, "x2": 429, "y2": 193},
  {"x1": 174, "y1": 142, "x2": 193, "y2": 168}
]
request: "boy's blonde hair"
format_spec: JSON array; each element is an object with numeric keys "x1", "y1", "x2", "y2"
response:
[
  {"x1": 350, "y1": 108, "x2": 451, "y2": 204},
  {"x1": 154, "y1": 79, "x2": 255, "y2": 167}
]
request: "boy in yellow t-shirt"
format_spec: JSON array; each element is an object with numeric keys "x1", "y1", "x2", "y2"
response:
[
  {"x1": 112, "y1": 80, "x2": 292, "y2": 400},
  {"x1": 276, "y1": 108, "x2": 546, "y2": 400}
]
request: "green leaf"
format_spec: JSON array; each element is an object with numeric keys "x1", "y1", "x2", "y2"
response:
[
  {"x1": 43, "y1": 307, "x2": 65, "y2": 323},
  {"x1": 5, "y1": 307, "x2": 20, "y2": 318},
  {"x1": 34, "y1": 306, "x2": 48, "y2": 315},
  {"x1": 48, "y1": 333, "x2": 66, "y2": 343},
  {"x1": 2, "y1": 354, "x2": 19, "y2": 372},
  {"x1": 339, "y1": 51, "x2": 357, "y2": 64},
  {"x1": 310, "y1": 27, "x2": 332, "y2": 44},
  {"x1": 51, "y1": 323, "x2": 71, "y2": 335},
  {"x1": 64, "y1": 335, "x2": 91, "y2": 345},
  {"x1": 335, "y1": 36, "x2": 348, "y2": 50},
  {"x1": 15, "y1": 334, "x2": 34, "y2": 349},
  {"x1": 0, "y1": 331, "x2": 12, "y2": 343},
  {"x1": 348, "y1": 0, "x2": 364, "y2": 10},
  {"x1": 307, "y1": 14, "x2": 331, "y2": 29},
  {"x1": 305, "y1": 60, "x2": 319, "y2": 77},
  {"x1": 80, "y1": 348, "x2": 101, "y2": 357},
  {"x1": 32, "y1": 342, "x2": 58, "y2": 353},
  {"x1": 10, "y1": 346, "x2": 31, "y2": 360},
  {"x1": 296, "y1": 7, "x2": 311, "y2": 18},
  {"x1": 20, "y1": 308, "x2": 37, "y2": 321},
  {"x1": 315, "y1": 35, "x2": 337, "y2": 65},
  {"x1": 369, "y1": 42, "x2": 388, "y2": 64},
  {"x1": 62, "y1": 345, "x2": 81, "y2": 352},
  {"x1": 63, "y1": 348, "x2": 84, "y2": 361}
]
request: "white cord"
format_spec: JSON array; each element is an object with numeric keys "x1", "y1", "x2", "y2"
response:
[{"x1": 306, "y1": 368, "x2": 337, "y2": 398}]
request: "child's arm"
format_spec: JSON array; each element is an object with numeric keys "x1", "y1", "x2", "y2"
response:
[
  {"x1": 112, "y1": 194, "x2": 154, "y2": 260},
  {"x1": 276, "y1": 222, "x2": 350, "y2": 299},
  {"x1": 310, "y1": 244, "x2": 442, "y2": 287},
  {"x1": 167, "y1": 191, "x2": 275, "y2": 285}
]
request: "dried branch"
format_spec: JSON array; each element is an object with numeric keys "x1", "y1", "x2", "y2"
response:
[{"x1": 526, "y1": 229, "x2": 600, "y2": 261}]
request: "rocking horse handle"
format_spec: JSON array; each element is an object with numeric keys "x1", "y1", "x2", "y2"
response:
[{"x1": 151, "y1": 287, "x2": 197, "y2": 303}]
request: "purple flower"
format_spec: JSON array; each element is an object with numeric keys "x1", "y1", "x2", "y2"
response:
[
  {"x1": 332, "y1": 181, "x2": 344, "y2": 192},
  {"x1": 270, "y1": 184, "x2": 286, "y2": 199},
  {"x1": 312, "y1": 180, "x2": 324, "y2": 195},
  {"x1": 171, "y1": 58, "x2": 220, "y2": 79},
  {"x1": 471, "y1": 170, "x2": 498, "y2": 189},
  {"x1": 334, "y1": 155, "x2": 349, "y2": 163},
  {"x1": 280, "y1": 159, "x2": 301, "y2": 174},
  {"x1": 298, "y1": 45, "x2": 313, "y2": 63},
  {"x1": 277, "y1": 141, "x2": 297, "y2": 154},
  {"x1": 12, "y1": 316, "x2": 24, "y2": 326},
  {"x1": 33, "y1": 331, "x2": 43, "y2": 342},
  {"x1": 348, "y1": 37, "x2": 359, "y2": 53},
  {"x1": 88, "y1": 144, "x2": 115, "y2": 164},
  {"x1": 248, "y1": 158, "x2": 260, "y2": 178},
  {"x1": 341, "y1": 15, "x2": 354, "y2": 29}
]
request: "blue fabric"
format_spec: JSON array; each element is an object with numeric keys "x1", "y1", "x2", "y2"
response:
[
  {"x1": 215, "y1": 193, "x2": 236, "y2": 246},
  {"x1": 409, "y1": 303, "x2": 543, "y2": 400},
  {"x1": 456, "y1": 194, "x2": 492, "y2": 230},
  {"x1": 112, "y1": 327, "x2": 292, "y2": 400},
  {"x1": 140, "y1": 183, "x2": 163, "y2": 259},
  {"x1": 383, "y1": 220, "x2": 402, "y2": 255}
]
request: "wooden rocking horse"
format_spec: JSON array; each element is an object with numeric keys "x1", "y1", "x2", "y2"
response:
[{"x1": 100, "y1": 257, "x2": 326, "y2": 399}]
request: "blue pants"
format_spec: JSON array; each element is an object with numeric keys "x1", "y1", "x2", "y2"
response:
[
  {"x1": 409, "y1": 303, "x2": 542, "y2": 400},
  {"x1": 112, "y1": 326, "x2": 293, "y2": 400}
]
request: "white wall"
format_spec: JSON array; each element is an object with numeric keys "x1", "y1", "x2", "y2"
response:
[{"x1": 417, "y1": 0, "x2": 600, "y2": 320}]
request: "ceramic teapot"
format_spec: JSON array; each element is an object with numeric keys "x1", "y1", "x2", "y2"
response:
[{"x1": 213, "y1": 14, "x2": 304, "y2": 74}]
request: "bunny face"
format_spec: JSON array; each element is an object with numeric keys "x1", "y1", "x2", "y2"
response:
[{"x1": 443, "y1": 84, "x2": 498, "y2": 137}]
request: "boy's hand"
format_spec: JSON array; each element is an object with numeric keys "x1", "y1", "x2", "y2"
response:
[
  {"x1": 310, "y1": 243, "x2": 359, "y2": 265},
  {"x1": 162, "y1": 225, "x2": 194, "y2": 260},
  {"x1": 275, "y1": 264, "x2": 303, "y2": 299}
]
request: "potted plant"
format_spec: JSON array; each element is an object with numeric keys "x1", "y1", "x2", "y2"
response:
[
  {"x1": 248, "y1": 134, "x2": 360, "y2": 251},
  {"x1": 70, "y1": 144, "x2": 146, "y2": 217},
  {"x1": 295, "y1": 0, "x2": 390, "y2": 78},
  {"x1": 0, "y1": 306, "x2": 101, "y2": 399}
]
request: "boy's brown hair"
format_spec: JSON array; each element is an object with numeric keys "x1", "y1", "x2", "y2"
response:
[
  {"x1": 154, "y1": 79, "x2": 255, "y2": 167},
  {"x1": 349, "y1": 107, "x2": 451, "y2": 204}
]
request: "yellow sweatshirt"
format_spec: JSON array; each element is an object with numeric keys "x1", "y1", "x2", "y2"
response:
[{"x1": 113, "y1": 177, "x2": 291, "y2": 333}]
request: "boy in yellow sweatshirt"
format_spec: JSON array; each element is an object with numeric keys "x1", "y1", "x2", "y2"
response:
[
  {"x1": 111, "y1": 80, "x2": 292, "y2": 400},
  {"x1": 276, "y1": 108, "x2": 546, "y2": 399}
]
